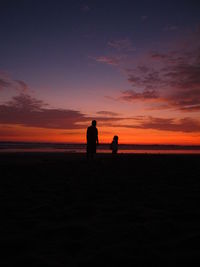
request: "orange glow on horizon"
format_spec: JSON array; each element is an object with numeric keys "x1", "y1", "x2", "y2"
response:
[{"x1": 0, "y1": 124, "x2": 200, "y2": 145}]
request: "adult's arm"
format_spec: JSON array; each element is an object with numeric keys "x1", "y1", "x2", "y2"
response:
[
  {"x1": 86, "y1": 127, "x2": 89, "y2": 142},
  {"x1": 96, "y1": 128, "x2": 99, "y2": 145}
]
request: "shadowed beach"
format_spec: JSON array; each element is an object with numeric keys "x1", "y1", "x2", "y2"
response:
[{"x1": 1, "y1": 152, "x2": 200, "y2": 265}]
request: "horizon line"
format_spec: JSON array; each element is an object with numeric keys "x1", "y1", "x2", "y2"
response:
[{"x1": 0, "y1": 141, "x2": 200, "y2": 147}]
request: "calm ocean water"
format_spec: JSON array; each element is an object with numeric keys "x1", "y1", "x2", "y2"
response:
[{"x1": 0, "y1": 143, "x2": 200, "y2": 154}]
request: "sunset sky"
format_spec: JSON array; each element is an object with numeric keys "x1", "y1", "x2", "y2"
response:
[{"x1": 0, "y1": 0, "x2": 200, "y2": 144}]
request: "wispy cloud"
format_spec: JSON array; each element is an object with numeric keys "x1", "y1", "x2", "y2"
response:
[
  {"x1": 0, "y1": 93, "x2": 129, "y2": 130},
  {"x1": 92, "y1": 38, "x2": 135, "y2": 67},
  {"x1": 96, "y1": 111, "x2": 121, "y2": 116},
  {"x1": 0, "y1": 72, "x2": 29, "y2": 93},
  {"x1": 108, "y1": 38, "x2": 135, "y2": 52},
  {"x1": 110, "y1": 117, "x2": 200, "y2": 133},
  {"x1": 14, "y1": 80, "x2": 29, "y2": 92},
  {"x1": 93, "y1": 56, "x2": 121, "y2": 66},
  {"x1": 1, "y1": 93, "x2": 200, "y2": 133},
  {"x1": 120, "y1": 89, "x2": 159, "y2": 101},
  {"x1": 115, "y1": 34, "x2": 200, "y2": 112},
  {"x1": 0, "y1": 93, "x2": 89, "y2": 129},
  {"x1": 138, "y1": 117, "x2": 200, "y2": 133},
  {"x1": 6, "y1": 93, "x2": 48, "y2": 111},
  {"x1": 0, "y1": 78, "x2": 11, "y2": 91}
]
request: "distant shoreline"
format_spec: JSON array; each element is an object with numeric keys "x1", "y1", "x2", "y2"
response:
[{"x1": 0, "y1": 141, "x2": 200, "y2": 150}]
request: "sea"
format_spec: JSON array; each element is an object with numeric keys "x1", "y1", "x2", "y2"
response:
[{"x1": 0, "y1": 142, "x2": 200, "y2": 154}]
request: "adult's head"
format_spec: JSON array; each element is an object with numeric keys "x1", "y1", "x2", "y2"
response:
[
  {"x1": 92, "y1": 120, "x2": 96, "y2": 127},
  {"x1": 114, "y1": 135, "x2": 118, "y2": 142}
]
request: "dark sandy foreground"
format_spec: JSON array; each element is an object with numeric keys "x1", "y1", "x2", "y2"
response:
[{"x1": 1, "y1": 153, "x2": 200, "y2": 266}]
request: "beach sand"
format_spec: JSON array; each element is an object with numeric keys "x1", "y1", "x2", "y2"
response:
[{"x1": 1, "y1": 153, "x2": 200, "y2": 265}]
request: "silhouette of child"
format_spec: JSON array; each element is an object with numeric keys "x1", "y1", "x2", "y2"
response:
[{"x1": 110, "y1": 135, "x2": 118, "y2": 154}]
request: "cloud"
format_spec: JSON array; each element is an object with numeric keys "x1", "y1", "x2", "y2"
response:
[
  {"x1": 14, "y1": 80, "x2": 29, "y2": 92},
  {"x1": 108, "y1": 39, "x2": 135, "y2": 52},
  {"x1": 138, "y1": 117, "x2": 200, "y2": 133},
  {"x1": 179, "y1": 104, "x2": 200, "y2": 112},
  {"x1": 151, "y1": 53, "x2": 169, "y2": 60},
  {"x1": 166, "y1": 89, "x2": 200, "y2": 111},
  {"x1": 117, "y1": 40, "x2": 200, "y2": 112},
  {"x1": 0, "y1": 73, "x2": 12, "y2": 91},
  {"x1": 127, "y1": 69, "x2": 162, "y2": 90},
  {"x1": 1, "y1": 93, "x2": 200, "y2": 134},
  {"x1": 110, "y1": 117, "x2": 200, "y2": 133},
  {"x1": 96, "y1": 111, "x2": 121, "y2": 116},
  {"x1": 0, "y1": 93, "x2": 129, "y2": 130},
  {"x1": 120, "y1": 89, "x2": 159, "y2": 101},
  {"x1": 164, "y1": 63, "x2": 200, "y2": 90},
  {"x1": 0, "y1": 93, "x2": 89, "y2": 129},
  {"x1": 0, "y1": 73, "x2": 29, "y2": 92},
  {"x1": 92, "y1": 39, "x2": 135, "y2": 67},
  {"x1": 0, "y1": 78, "x2": 11, "y2": 90},
  {"x1": 94, "y1": 56, "x2": 120, "y2": 66},
  {"x1": 6, "y1": 94, "x2": 48, "y2": 111},
  {"x1": 160, "y1": 56, "x2": 200, "y2": 111},
  {"x1": 92, "y1": 29, "x2": 200, "y2": 114},
  {"x1": 137, "y1": 65, "x2": 149, "y2": 73}
]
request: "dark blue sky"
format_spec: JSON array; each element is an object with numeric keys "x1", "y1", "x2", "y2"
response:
[{"x1": 1, "y1": 0, "x2": 199, "y2": 72}]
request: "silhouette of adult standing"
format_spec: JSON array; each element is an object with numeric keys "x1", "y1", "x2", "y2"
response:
[{"x1": 87, "y1": 120, "x2": 99, "y2": 159}]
